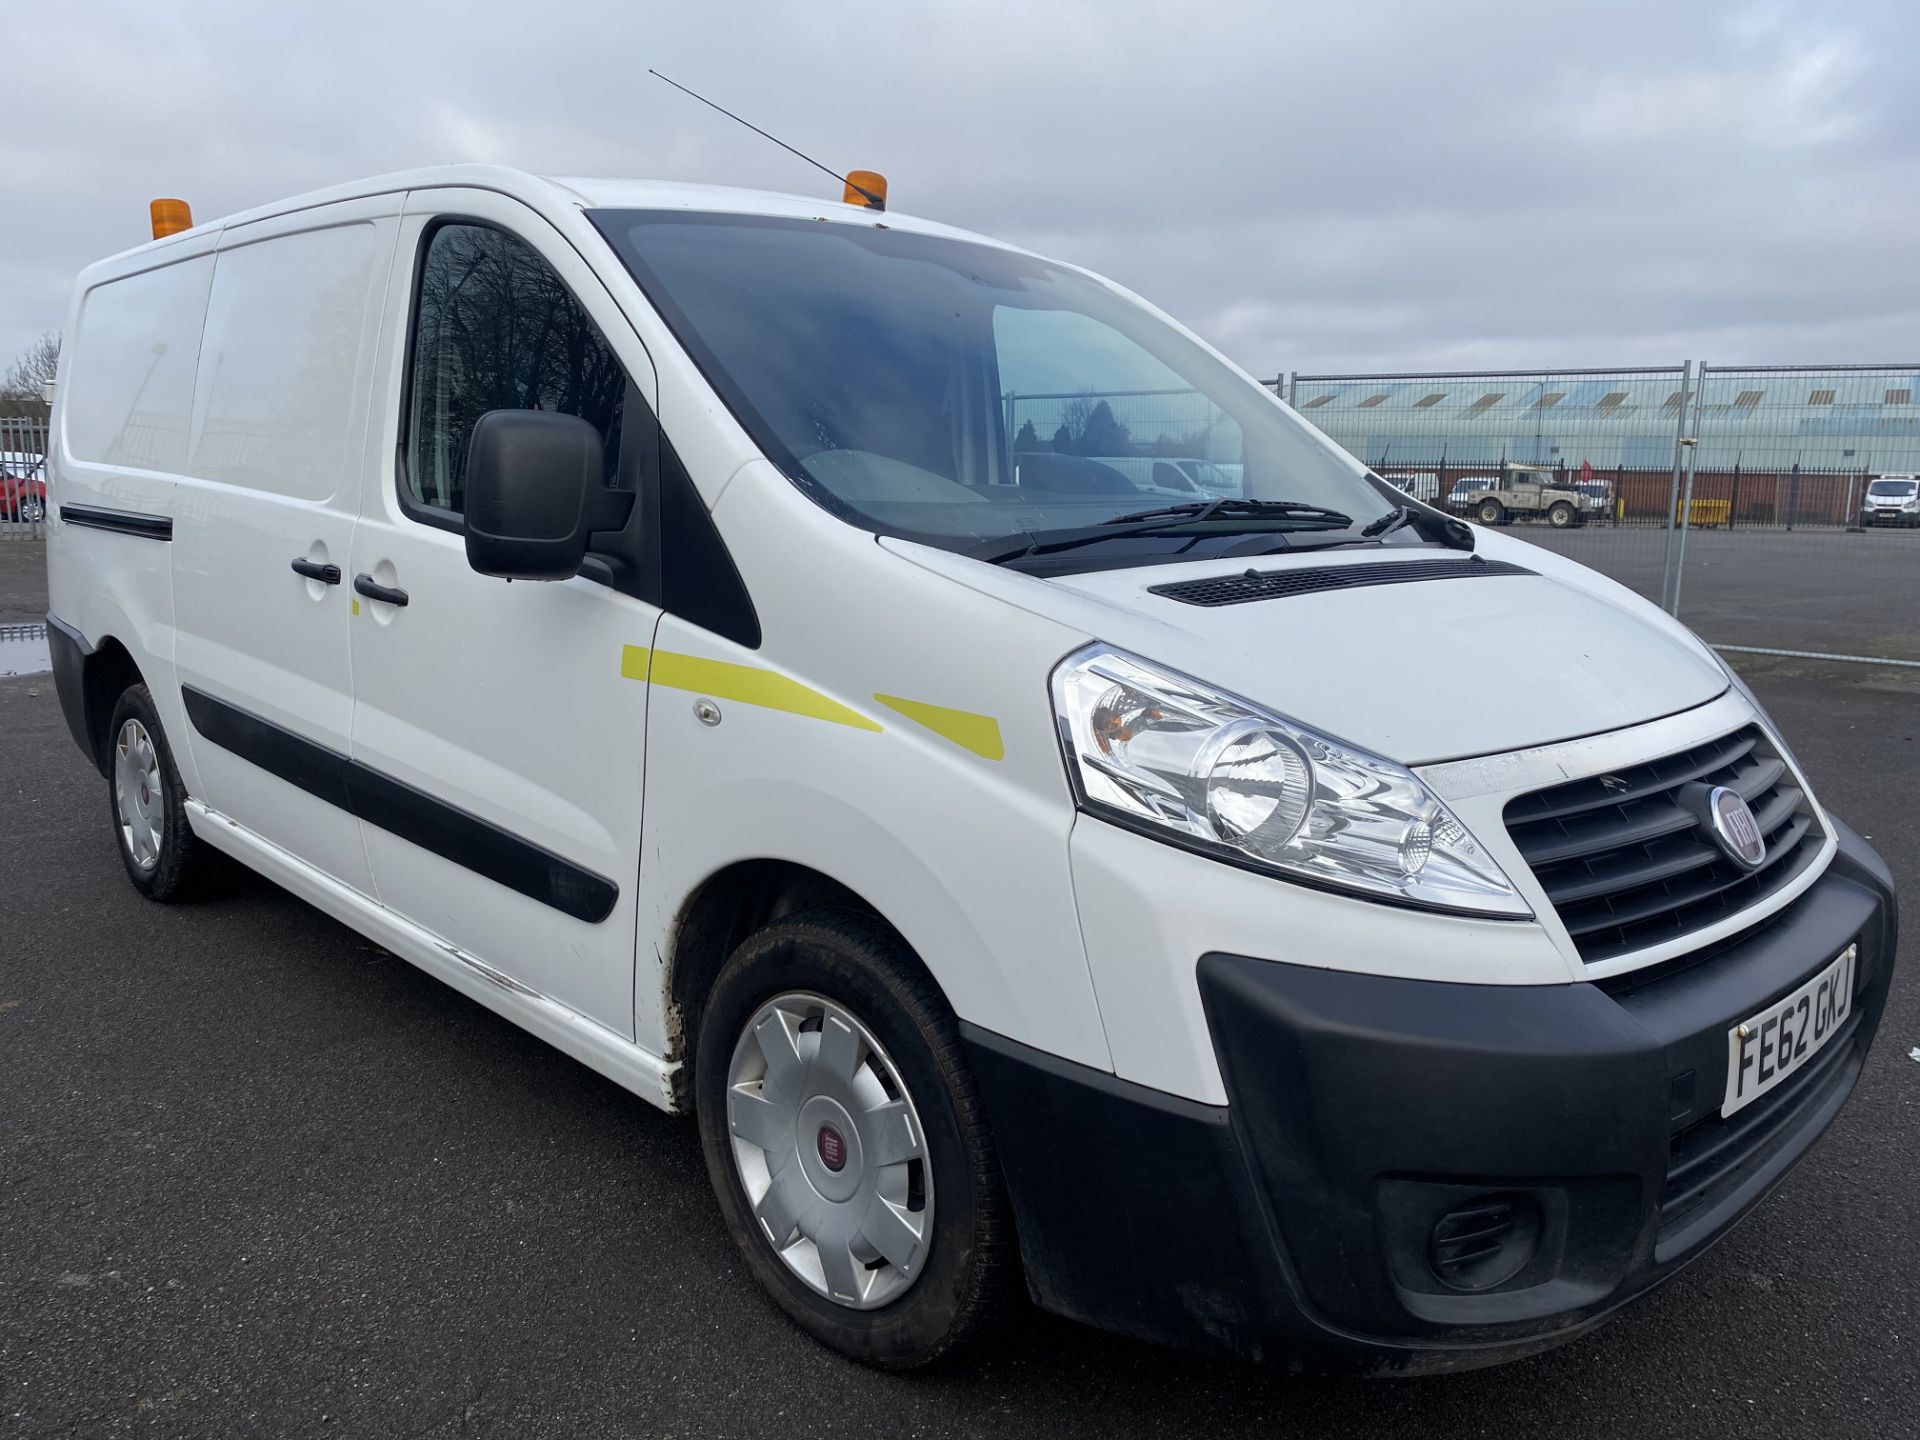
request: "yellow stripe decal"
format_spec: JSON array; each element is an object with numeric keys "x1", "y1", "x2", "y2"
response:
[
  {"x1": 632, "y1": 647, "x2": 882, "y2": 732},
  {"x1": 873, "y1": 694, "x2": 1005, "y2": 761}
]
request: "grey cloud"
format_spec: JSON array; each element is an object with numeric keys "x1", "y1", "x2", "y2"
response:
[{"x1": 8, "y1": 0, "x2": 1916, "y2": 376}]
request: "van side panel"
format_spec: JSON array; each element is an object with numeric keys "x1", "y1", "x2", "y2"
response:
[
  {"x1": 170, "y1": 199, "x2": 402, "y2": 896},
  {"x1": 49, "y1": 240, "x2": 219, "y2": 787}
]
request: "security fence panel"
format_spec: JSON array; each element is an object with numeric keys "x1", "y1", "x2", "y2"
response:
[
  {"x1": 1281, "y1": 367, "x2": 1692, "y2": 612},
  {"x1": 1280, "y1": 363, "x2": 1920, "y2": 668},
  {"x1": 1, "y1": 415, "x2": 50, "y2": 540},
  {"x1": 1667, "y1": 365, "x2": 1920, "y2": 666}
]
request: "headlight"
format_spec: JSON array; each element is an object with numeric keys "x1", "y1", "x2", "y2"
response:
[{"x1": 1050, "y1": 644, "x2": 1529, "y2": 917}]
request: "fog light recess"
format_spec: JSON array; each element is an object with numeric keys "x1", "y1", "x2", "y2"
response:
[{"x1": 1427, "y1": 1193, "x2": 1542, "y2": 1292}]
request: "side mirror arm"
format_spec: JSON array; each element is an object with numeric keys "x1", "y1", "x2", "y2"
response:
[{"x1": 584, "y1": 486, "x2": 635, "y2": 542}]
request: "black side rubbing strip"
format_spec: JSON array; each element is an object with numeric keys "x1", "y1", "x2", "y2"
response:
[
  {"x1": 1149, "y1": 556, "x2": 1534, "y2": 607},
  {"x1": 60, "y1": 504, "x2": 174, "y2": 541},
  {"x1": 181, "y1": 687, "x2": 618, "y2": 923},
  {"x1": 181, "y1": 688, "x2": 355, "y2": 813}
]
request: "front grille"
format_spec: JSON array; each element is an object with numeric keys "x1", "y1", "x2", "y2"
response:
[
  {"x1": 1658, "y1": 1014, "x2": 1862, "y2": 1248},
  {"x1": 1147, "y1": 556, "x2": 1532, "y2": 607},
  {"x1": 1503, "y1": 726, "x2": 1823, "y2": 964}
]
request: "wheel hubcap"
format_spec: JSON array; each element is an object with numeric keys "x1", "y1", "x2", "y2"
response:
[
  {"x1": 113, "y1": 718, "x2": 164, "y2": 873},
  {"x1": 725, "y1": 992, "x2": 934, "y2": 1310}
]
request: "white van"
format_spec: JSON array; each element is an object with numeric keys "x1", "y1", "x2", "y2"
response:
[
  {"x1": 1086, "y1": 455, "x2": 1208, "y2": 499},
  {"x1": 1862, "y1": 474, "x2": 1919, "y2": 526},
  {"x1": 45, "y1": 167, "x2": 1895, "y2": 1373},
  {"x1": 1379, "y1": 470, "x2": 1439, "y2": 504}
]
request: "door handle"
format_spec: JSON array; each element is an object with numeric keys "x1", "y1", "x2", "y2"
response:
[
  {"x1": 353, "y1": 573, "x2": 409, "y2": 607},
  {"x1": 291, "y1": 557, "x2": 342, "y2": 585}
]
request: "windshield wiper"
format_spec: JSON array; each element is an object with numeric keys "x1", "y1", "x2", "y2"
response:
[
  {"x1": 1103, "y1": 498, "x2": 1353, "y2": 527},
  {"x1": 964, "y1": 498, "x2": 1356, "y2": 566}
]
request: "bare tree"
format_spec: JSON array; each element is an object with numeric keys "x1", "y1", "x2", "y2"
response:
[{"x1": 2, "y1": 332, "x2": 60, "y2": 414}]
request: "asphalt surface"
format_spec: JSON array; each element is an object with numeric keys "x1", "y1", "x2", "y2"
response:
[
  {"x1": 1513, "y1": 523, "x2": 1920, "y2": 663},
  {"x1": 3, "y1": 539, "x2": 1917, "y2": 1437}
]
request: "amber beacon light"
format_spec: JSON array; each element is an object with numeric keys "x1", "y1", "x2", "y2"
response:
[
  {"x1": 843, "y1": 170, "x2": 887, "y2": 211},
  {"x1": 150, "y1": 198, "x2": 194, "y2": 239}
]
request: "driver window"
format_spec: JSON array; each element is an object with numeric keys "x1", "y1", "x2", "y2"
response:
[{"x1": 405, "y1": 222, "x2": 627, "y2": 517}]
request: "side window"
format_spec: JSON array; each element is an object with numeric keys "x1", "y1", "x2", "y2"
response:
[{"x1": 405, "y1": 222, "x2": 627, "y2": 516}]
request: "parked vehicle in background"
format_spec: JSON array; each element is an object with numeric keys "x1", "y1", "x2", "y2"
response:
[
  {"x1": 1090, "y1": 456, "x2": 1207, "y2": 499},
  {"x1": 1010, "y1": 452, "x2": 1135, "y2": 495},
  {"x1": 1447, "y1": 462, "x2": 1597, "y2": 528},
  {"x1": 1862, "y1": 474, "x2": 1919, "y2": 527},
  {"x1": 1379, "y1": 471, "x2": 1439, "y2": 504},
  {"x1": 1170, "y1": 457, "x2": 1240, "y2": 496},
  {"x1": 1, "y1": 452, "x2": 47, "y2": 522},
  {"x1": 46, "y1": 166, "x2": 1896, "y2": 1376},
  {"x1": 1444, "y1": 474, "x2": 1497, "y2": 510}
]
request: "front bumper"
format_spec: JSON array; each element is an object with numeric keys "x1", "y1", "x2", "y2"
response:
[{"x1": 964, "y1": 818, "x2": 1895, "y2": 1372}]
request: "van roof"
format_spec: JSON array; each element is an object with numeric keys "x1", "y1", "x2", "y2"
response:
[{"x1": 87, "y1": 164, "x2": 1019, "y2": 272}]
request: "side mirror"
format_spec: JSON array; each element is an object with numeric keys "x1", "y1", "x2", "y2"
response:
[{"x1": 463, "y1": 410, "x2": 632, "y2": 580}]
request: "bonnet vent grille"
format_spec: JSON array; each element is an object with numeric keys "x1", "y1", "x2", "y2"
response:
[{"x1": 1148, "y1": 556, "x2": 1533, "y2": 607}]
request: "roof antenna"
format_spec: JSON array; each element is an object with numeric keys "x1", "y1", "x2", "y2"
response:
[{"x1": 648, "y1": 69, "x2": 886, "y2": 210}]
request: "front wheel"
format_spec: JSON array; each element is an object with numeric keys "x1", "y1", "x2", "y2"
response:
[
  {"x1": 1547, "y1": 501, "x2": 1577, "y2": 529},
  {"x1": 695, "y1": 908, "x2": 1014, "y2": 1368}
]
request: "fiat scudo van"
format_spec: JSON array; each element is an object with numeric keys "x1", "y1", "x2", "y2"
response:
[{"x1": 45, "y1": 167, "x2": 1896, "y2": 1372}]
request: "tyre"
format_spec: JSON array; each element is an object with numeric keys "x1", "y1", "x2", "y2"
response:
[
  {"x1": 106, "y1": 683, "x2": 218, "y2": 901},
  {"x1": 694, "y1": 908, "x2": 1013, "y2": 1368},
  {"x1": 1476, "y1": 498, "x2": 1507, "y2": 526},
  {"x1": 20, "y1": 497, "x2": 43, "y2": 523},
  {"x1": 1547, "y1": 501, "x2": 1576, "y2": 529}
]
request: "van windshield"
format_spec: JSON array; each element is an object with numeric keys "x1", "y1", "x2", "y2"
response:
[
  {"x1": 1868, "y1": 479, "x2": 1916, "y2": 497},
  {"x1": 592, "y1": 211, "x2": 1387, "y2": 558}
]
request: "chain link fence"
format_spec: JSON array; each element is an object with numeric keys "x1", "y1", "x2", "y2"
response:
[
  {"x1": 2, "y1": 415, "x2": 49, "y2": 540},
  {"x1": 1278, "y1": 364, "x2": 1920, "y2": 668}
]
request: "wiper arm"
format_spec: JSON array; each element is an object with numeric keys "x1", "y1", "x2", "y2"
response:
[
  {"x1": 1103, "y1": 498, "x2": 1354, "y2": 528},
  {"x1": 1361, "y1": 503, "x2": 1476, "y2": 552},
  {"x1": 1361, "y1": 505, "x2": 1414, "y2": 539}
]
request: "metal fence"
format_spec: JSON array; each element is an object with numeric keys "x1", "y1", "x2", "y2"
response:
[
  {"x1": 1277, "y1": 364, "x2": 1920, "y2": 668},
  {"x1": 2, "y1": 414, "x2": 49, "y2": 540},
  {"x1": 1005, "y1": 387, "x2": 1238, "y2": 466}
]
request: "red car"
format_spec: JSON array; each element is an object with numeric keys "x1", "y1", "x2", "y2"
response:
[{"x1": 1, "y1": 456, "x2": 46, "y2": 523}]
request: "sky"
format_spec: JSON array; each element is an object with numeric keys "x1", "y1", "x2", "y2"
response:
[{"x1": 8, "y1": 0, "x2": 1918, "y2": 380}]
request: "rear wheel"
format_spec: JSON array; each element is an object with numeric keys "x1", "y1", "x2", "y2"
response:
[
  {"x1": 1476, "y1": 498, "x2": 1507, "y2": 526},
  {"x1": 695, "y1": 908, "x2": 1014, "y2": 1368},
  {"x1": 106, "y1": 684, "x2": 218, "y2": 901}
]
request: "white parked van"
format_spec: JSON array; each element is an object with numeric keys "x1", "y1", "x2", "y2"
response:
[
  {"x1": 1862, "y1": 474, "x2": 1919, "y2": 526},
  {"x1": 46, "y1": 167, "x2": 1895, "y2": 1373}
]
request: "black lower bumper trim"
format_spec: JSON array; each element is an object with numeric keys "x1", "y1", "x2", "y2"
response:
[
  {"x1": 45, "y1": 613, "x2": 95, "y2": 766},
  {"x1": 965, "y1": 820, "x2": 1896, "y2": 1371}
]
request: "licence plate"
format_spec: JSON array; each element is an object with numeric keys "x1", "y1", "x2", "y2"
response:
[{"x1": 1723, "y1": 944, "x2": 1855, "y2": 1116}]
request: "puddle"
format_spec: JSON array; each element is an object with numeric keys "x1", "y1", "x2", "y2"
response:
[{"x1": 1, "y1": 622, "x2": 50, "y2": 677}]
